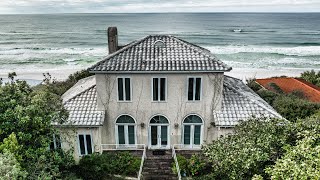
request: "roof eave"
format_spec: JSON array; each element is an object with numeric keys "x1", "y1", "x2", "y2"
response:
[
  {"x1": 53, "y1": 124, "x2": 103, "y2": 128},
  {"x1": 89, "y1": 69, "x2": 232, "y2": 74}
]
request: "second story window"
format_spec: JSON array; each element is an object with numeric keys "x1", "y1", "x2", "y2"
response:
[
  {"x1": 188, "y1": 77, "x2": 201, "y2": 101},
  {"x1": 153, "y1": 77, "x2": 166, "y2": 101},
  {"x1": 118, "y1": 77, "x2": 131, "y2": 101}
]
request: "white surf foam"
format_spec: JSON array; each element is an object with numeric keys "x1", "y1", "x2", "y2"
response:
[{"x1": 205, "y1": 45, "x2": 320, "y2": 56}]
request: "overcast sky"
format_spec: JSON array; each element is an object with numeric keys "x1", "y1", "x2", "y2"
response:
[{"x1": 0, "y1": 0, "x2": 319, "y2": 14}]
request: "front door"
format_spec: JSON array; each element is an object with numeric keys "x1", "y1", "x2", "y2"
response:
[
  {"x1": 149, "y1": 115, "x2": 170, "y2": 149},
  {"x1": 150, "y1": 125, "x2": 168, "y2": 149}
]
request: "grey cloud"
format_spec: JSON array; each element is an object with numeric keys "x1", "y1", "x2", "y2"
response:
[{"x1": 0, "y1": 0, "x2": 319, "y2": 13}]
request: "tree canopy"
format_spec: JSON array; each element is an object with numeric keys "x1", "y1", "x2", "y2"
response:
[{"x1": 0, "y1": 76, "x2": 74, "y2": 179}]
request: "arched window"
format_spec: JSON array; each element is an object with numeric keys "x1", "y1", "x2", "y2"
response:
[
  {"x1": 116, "y1": 115, "x2": 136, "y2": 146},
  {"x1": 183, "y1": 115, "x2": 203, "y2": 147},
  {"x1": 150, "y1": 115, "x2": 169, "y2": 124}
]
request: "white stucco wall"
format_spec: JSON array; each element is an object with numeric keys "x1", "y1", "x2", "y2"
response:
[
  {"x1": 95, "y1": 73, "x2": 225, "y2": 148},
  {"x1": 58, "y1": 127, "x2": 101, "y2": 162}
]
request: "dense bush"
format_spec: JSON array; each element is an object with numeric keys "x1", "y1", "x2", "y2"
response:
[
  {"x1": 0, "y1": 151, "x2": 27, "y2": 179},
  {"x1": 34, "y1": 69, "x2": 91, "y2": 96},
  {"x1": 202, "y1": 118, "x2": 290, "y2": 179},
  {"x1": 77, "y1": 152, "x2": 141, "y2": 180},
  {"x1": 0, "y1": 75, "x2": 75, "y2": 179},
  {"x1": 272, "y1": 95, "x2": 320, "y2": 120},
  {"x1": 172, "y1": 154, "x2": 208, "y2": 177},
  {"x1": 266, "y1": 131, "x2": 320, "y2": 179},
  {"x1": 300, "y1": 70, "x2": 320, "y2": 87},
  {"x1": 256, "y1": 89, "x2": 279, "y2": 105},
  {"x1": 190, "y1": 115, "x2": 320, "y2": 179}
]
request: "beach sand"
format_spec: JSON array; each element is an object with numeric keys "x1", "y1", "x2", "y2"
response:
[{"x1": 0, "y1": 67, "x2": 314, "y2": 85}]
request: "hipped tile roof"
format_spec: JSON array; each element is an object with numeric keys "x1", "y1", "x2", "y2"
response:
[
  {"x1": 214, "y1": 76, "x2": 282, "y2": 126},
  {"x1": 89, "y1": 35, "x2": 231, "y2": 73}
]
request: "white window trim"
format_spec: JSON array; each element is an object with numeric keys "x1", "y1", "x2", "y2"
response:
[
  {"x1": 52, "y1": 134, "x2": 61, "y2": 150},
  {"x1": 182, "y1": 114, "x2": 204, "y2": 149},
  {"x1": 115, "y1": 124, "x2": 137, "y2": 147},
  {"x1": 115, "y1": 114, "x2": 137, "y2": 148},
  {"x1": 186, "y1": 76, "x2": 202, "y2": 102},
  {"x1": 117, "y1": 77, "x2": 132, "y2": 102},
  {"x1": 151, "y1": 77, "x2": 167, "y2": 102},
  {"x1": 77, "y1": 133, "x2": 93, "y2": 156},
  {"x1": 148, "y1": 114, "x2": 171, "y2": 149},
  {"x1": 182, "y1": 124, "x2": 203, "y2": 149}
]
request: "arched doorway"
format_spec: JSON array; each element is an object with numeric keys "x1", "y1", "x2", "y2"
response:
[
  {"x1": 149, "y1": 115, "x2": 170, "y2": 149},
  {"x1": 183, "y1": 115, "x2": 203, "y2": 148}
]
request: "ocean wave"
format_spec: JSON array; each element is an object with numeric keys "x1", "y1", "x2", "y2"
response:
[
  {"x1": 0, "y1": 47, "x2": 107, "y2": 56},
  {"x1": 205, "y1": 45, "x2": 320, "y2": 56}
]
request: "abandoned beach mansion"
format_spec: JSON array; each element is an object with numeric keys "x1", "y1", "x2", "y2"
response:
[{"x1": 56, "y1": 27, "x2": 281, "y2": 161}]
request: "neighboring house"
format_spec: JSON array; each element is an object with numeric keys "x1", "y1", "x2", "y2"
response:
[
  {"x1": 256, "y1": 77, "x2": 320, "y2": 103},
  {"x1": 55, "y1": 27, "x2": 282, "y2": 160}
]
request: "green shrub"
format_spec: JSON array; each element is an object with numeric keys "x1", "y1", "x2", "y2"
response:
[
  {"x1": 0, "y1": 151, "x2": 27, "y2": 179},
  {"x1": 172, "y1": 154, "x2": 207, "y2": 177},
  {"x1": 202, "y1": 118, "x2": 290, "y2": 179},
  {"x1": 272, "y1": 95, "x2": 320, "y2": 120},
  {"x1": 300, "y1": 70, "x2": 320, "y2": 87},
  {"x1": 172, "y1": 155, "x2": 189, "y2": 176},
  {"x1": 265, "y1": 131, "x2": 320, "y2": 179},
  {"x1": 246, "y1": 78, "x2": 262, "y2": 92},
  {"x1": 188, "y1": 154, "x2": 206, "y2": 176},
  {"x1": 256, "y1": 89, "x2": 279, "y2": 105},
  {"x1": 77, "y1": 152, "x2": 140, "y2": 180},
  {"x1": 34, "y1": 69, "x2": 91, "y2": 96}
]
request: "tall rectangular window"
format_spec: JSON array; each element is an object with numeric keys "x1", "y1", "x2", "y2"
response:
[
  {"x1": 50, "y1": 134, "x2": 61, "y2": 150},
  {"x1": 188, "y1": 77, "x2": 201, "y2": 101},
  {"x1": 153, "y1": 78, "x2": 166, "y2": 101},
  {"x1": 78, "y1": 134, "x2": 93, "y2": 155},
  {"x1": 118, "y1": 78, "x2": 131, "y2": 101}
]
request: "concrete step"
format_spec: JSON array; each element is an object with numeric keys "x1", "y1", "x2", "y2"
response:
[
  {"x1": 146, "y1": 150, "x2": 172, "y2": 156},
  {"x1": 143, "y1": 169, "x2": 174, "y2": 174},
  {"x1": 146, "y1": 155, "x2": 172, "y2": 160},
  {"x1": 144, "y1": 167, "x2": 172, "y2": 171},
  {"x1": 144, "y1": 161, "x2": 172, "y2": 167},
  {"x1": 142, "y1": 150, "x2": 177, "y2": 180}
]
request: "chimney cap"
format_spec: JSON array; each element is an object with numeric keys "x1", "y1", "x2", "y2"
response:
[{"x1": 108, "y1": 27, "x2": 118, "y2": 36}]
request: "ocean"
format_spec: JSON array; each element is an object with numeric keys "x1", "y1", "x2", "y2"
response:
[{"x1": 0, "y1": 13, "x2": 320, "y2": 76}]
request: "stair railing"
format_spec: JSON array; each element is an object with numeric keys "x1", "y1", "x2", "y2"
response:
[
  {"x1": 138, "y1": 144, "x2": 146, "y2": 180},
  {"x1": 172, "y1": 145, "x2": 182, "y2": 180}
]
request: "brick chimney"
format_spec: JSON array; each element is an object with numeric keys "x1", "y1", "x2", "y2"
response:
[{"x1": 107, "y1": 27, "x2": 118, "y2": 54}]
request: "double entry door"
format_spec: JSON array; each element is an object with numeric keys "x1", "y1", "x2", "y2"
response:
[{"x1": 149, "y1": 125, "x2": 169, "y2": 149}]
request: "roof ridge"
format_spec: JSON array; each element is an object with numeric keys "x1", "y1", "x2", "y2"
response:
[
  {"x1": 88, "y1": 35, "x2": 152, "y2": 71},
  {"x1": 293, "y1": 78, "x2": 320, "y2": 92},
  {"x1": 64, "y1": 85, "x2": 96, "y2": 105},
  {"x1": 89, "y1": 34, "x2": 232, "y2": 73}
]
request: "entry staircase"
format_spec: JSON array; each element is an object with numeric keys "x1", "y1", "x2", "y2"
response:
[{"x1": 141, "y1": 150, "x2": 178, "y2": 180}]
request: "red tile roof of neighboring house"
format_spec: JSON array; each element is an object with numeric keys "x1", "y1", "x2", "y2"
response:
[{"x1": 256, "y1": 77, "x2": 320, "y2": 103}]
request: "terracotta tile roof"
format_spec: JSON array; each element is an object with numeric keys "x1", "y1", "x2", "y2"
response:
[
  {"x1": 214, "y1": 76, "x2": 282, "y2": 126},
  {"x1": 89, "y1": 35, "x2": 232, "y2": 73},
  {"x1": 256, "y1": 77, "x2": 320, "y2": 103}
]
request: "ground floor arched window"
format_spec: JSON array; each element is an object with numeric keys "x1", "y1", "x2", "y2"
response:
[
  {"x1": 183, "y1": 115, "x2": 203, "y2": 148},
  {"x1": 116, "y1": 115, "x2": 136, "y2": 146}
]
